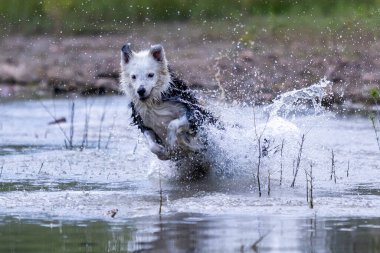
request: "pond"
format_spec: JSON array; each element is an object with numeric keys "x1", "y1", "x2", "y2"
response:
[
  {"x1": 1, "y1": 215, "x2": 379, "y2": 253},
  {"x1": 0, "y1": 83, "x2": 379, "y2": 252}
]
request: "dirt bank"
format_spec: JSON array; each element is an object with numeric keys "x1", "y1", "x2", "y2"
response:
[{"x1": 0, "y1": 23, "x2": 379, "y2": 109}]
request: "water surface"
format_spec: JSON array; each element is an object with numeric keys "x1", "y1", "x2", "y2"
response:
[{"x1": 0, "y1": 88, "x2": 379, "y2": 252}]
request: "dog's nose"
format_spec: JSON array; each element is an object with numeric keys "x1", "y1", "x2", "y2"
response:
[{"x1": 137, "y1": 87, "x2": 146, "y2": 97}]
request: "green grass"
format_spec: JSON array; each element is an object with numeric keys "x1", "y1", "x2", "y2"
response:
[
  {"x1": 0, "y1": 0, "x2": 380, "y2": 34},
  {"x1": 238, "y1": 10, "x2": 380, "y2": 50}
]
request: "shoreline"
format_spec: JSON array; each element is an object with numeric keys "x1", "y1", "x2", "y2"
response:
[{"x1": 0, "y1": 23, "x2": 379, "y2": 109}]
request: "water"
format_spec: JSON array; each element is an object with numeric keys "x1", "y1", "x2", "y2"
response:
[
  {"x1": 0, "y1": 80, "x2": 379, "y2": 252},
  {"x1": 1, "y1": 215, "x2": 379, "y2": 253}
]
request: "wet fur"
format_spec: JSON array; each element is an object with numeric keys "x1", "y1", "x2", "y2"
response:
[{"x1": 120, "y1": 44, "x2": 219, "y2": 162}]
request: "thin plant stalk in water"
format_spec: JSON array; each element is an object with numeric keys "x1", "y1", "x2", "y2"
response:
[
  {"x1": 305, "y1": 167, "x2": 309, "y2": 203},
  {"x1": 0, "y1": 160, "x2": 4, "y2": 178},
  {"x1": 251, "y1": 228, "x2": 273, "y2": 252},
  {"x1": 97, "y1": 101, "x2": 107, "y2": 149},
  {"x1": 41, "y1": 98, "x2": 115, "y2": 150},
  {"x1": 309, "y1": 162, "x2": 314, "y2": 209},
  {"x1": 304, "y1": 162, "x2": 315, "y2": 209},
  {"x1": 279, "y1": 139, "x2": 285, "y2": 186},
  {"x1": 253, "y1": 107, "x2": 269, "y2": 197},
  {"x1": 369, "y1": 115, "x2": 380, "y2": 152},
  {"x1": 40, "y1": 101, "x2": 71, "y2": 148},
  {"x1": 267, "y1": 170, "x2": 271, "y2": 196},
  {"x1": 292, "y1": 159, "x2": 295, "y2": 176},
  {"x1": 80, "y1": 98, "x2": 93, "y2": 151},
  {"x1": 291, "y1": 134, "x2": 306, "y2": 188},
  {"x1": 105, "y1": 113, "x2": 117, "y2": 149},
  {"x1": 369, "y1": 87, "x2": 380, "y2": 153},
  {"x1": 38, "y1": 162, "x2": 44, "y2": 174},
  {"x1": 330, "y1": 149, "x2": 337, "y2": 184},
  {"x1": 67, "y1": 101, "x2": 75, "y2": 149},
  {"x1": 159, "y1": 168, "x2": 163, "y2": 215}
]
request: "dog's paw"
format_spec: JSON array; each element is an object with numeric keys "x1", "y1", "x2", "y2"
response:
[
  {"x1": 166, "y1": 127, "x2": 178, "y2": 148},
  {"x1": 149, "y1": 143, "x2": 169, "y2": 160},
  {"x1": 167, "y1": 116, "x2": 190, "y2": 148},
  {"x1": 177, "y1": 133, "x2": 203, "y2": 152},
  {"x1": 149, "y1": 143, "x2": 165, "y2": 154},
  {"x1": 167, "y1": 135, "x2": 177, "y2": 148}
]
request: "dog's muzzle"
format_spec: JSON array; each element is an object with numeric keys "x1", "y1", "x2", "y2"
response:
[{"x1": 137, "y1": 87, "x2": 147, "y2": 100}]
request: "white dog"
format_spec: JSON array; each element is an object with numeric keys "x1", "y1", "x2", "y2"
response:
[{"x1": 120, "y1": 43, "x2": 221, "y2": 161}]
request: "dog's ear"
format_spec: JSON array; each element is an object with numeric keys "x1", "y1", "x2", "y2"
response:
[
  {"x1": 150, "y1": 44, "x2": 165, "y2": 62},
  {"x1": 121, "y1": 43, "x2": 132, "y2": 64}
]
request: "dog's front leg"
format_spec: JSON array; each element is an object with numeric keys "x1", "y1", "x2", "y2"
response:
[
  {"x1": 167, "y1": 115, "x2": 189, "y2": 147},
  {"x1": 144, "y1": 130, "x2": 169, "y2": 160}
]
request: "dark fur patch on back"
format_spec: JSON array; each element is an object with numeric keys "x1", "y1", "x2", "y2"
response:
[
  {"x1": 163, "y1": 70, "x2": 220, "y2": 132},
  {"x1": 129, "y1": 69, "x2": 221, "y2": 140}
]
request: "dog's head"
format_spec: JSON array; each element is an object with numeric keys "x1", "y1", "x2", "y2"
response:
[{"x1": 120, "y1": 44, "x2": 170, "y2": 103}]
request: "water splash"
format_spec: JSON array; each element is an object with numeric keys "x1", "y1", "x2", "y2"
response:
[
  {"x1": 200, "y1": 79, "x2": 332, "y2": 183},
  {"x1": 267, "y1": 78, "x2": 332, "y2": 118}
]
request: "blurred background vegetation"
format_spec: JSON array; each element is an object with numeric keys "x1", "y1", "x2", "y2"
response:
[{"x1": 0, "y1": 0, "x2": 379, "y2": 35}]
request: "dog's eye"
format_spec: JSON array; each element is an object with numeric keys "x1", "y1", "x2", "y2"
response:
[
  {"x1": 131, "y1": 74, "x2": 136, "y2": 80},
  {"x1": 147, "y1": 73, "x2": 154, "y2": 78}
]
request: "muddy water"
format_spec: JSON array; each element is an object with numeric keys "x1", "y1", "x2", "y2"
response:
[{"x1": 0, "y1": 88, "x2": 379, "y2": 252}]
